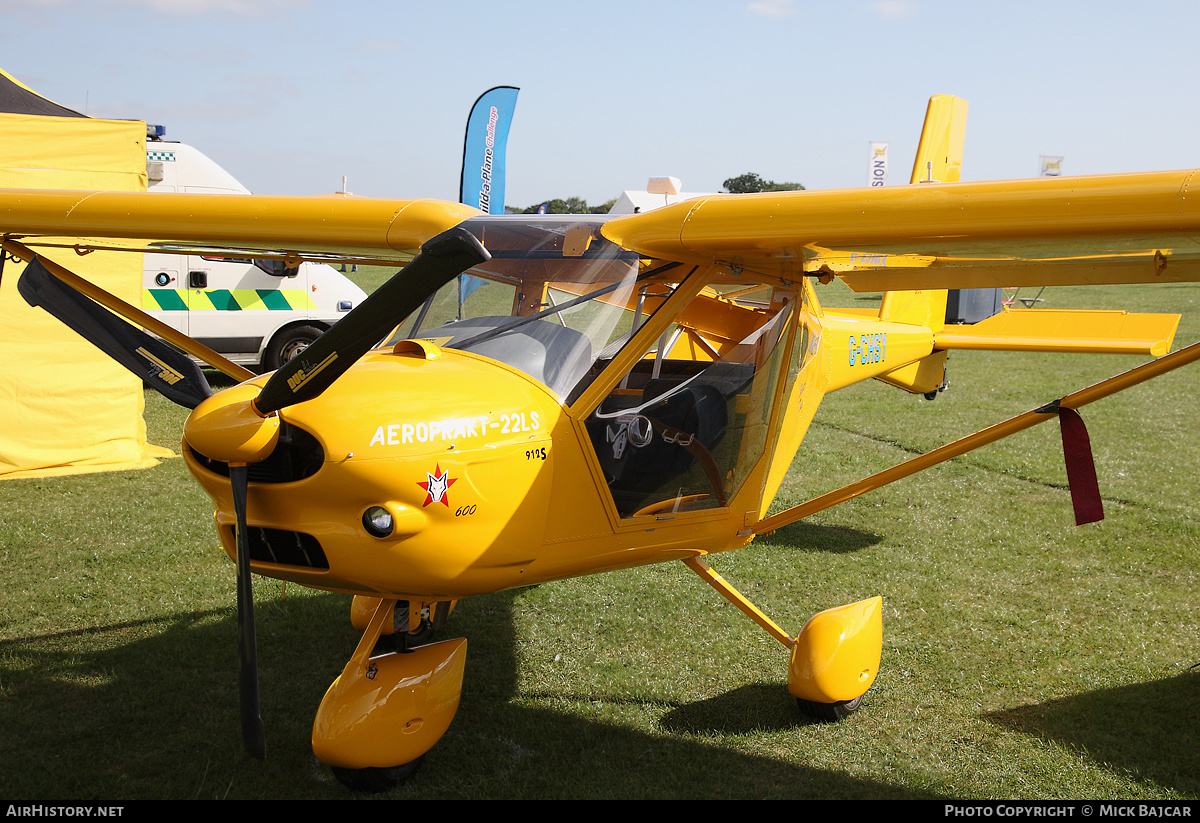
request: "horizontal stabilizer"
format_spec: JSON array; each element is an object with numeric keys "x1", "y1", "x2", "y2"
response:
[{"x1": 935, "y1": 309, "x2": 1179, "y2": 356}]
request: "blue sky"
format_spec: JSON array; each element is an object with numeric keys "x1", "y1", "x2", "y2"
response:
[{"x1": 4, "y1": 0, "x2": 1200, "y2": 207}]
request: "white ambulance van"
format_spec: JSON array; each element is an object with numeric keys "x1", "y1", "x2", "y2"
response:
[{"x1": 143, "y1": 128, "x2": 367, "y2": 371}]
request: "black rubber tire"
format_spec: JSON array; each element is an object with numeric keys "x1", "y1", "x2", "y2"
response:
[
  {"x1": 796, "y1": 693, "x2": 864, "y2": 722},
  {"x1": 331, "y1": 756, "x2": 424, "y2": 793},
  {"x1": 402, "y1": 600, "x2": 455, "y2": 648},
  {"x1": 263, "y1": 324, "x2": 323, "y2": 371}
]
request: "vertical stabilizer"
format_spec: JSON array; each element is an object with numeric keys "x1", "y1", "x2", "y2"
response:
[
  {"x1": 908, "y1": 94, "x2": 968, "y2": 185},
  {"x1": 875, "y1": 96, "x2": 967, "y2": 396}
]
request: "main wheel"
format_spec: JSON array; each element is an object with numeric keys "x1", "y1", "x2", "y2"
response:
[
  {"x1": 797, "y1": 694, "x2": 864, "y2": 722},
  {"x1": 263, "y1": 324, "x2": 323, "y2": 371},
  {"x1": 331, "y1": 756, "x2": 424, "y2": 793}
]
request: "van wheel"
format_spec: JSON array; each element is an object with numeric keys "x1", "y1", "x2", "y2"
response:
[{"x1": 264, "y1": 325, "x2": 323, "y2": 371}]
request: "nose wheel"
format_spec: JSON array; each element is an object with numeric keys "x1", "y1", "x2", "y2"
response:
[
  {"x1": 351, "y1": 597, "x2": 457, "y2": 654},
  {"x1": 332, "y1": 756, "x2": 425, "y2": 793},
  {"x1": 313, "y1": 598, "x2": 468, "y2": 791}
]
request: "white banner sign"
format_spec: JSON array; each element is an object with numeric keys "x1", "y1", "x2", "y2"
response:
[
  {"x1": 1039, "y1": 155, "x2": 1064, "y2": 177},
  {"x1": 868, "y1": 142, "x2": 888, "y2": 187}
]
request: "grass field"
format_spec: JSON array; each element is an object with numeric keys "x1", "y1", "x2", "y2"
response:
[{"x1": 1, "y1": 278, "x2": 1197, "y2": 799}]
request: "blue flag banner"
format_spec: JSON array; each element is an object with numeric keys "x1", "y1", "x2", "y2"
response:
[
  {"x1": 458, "y1": 86, "x2": 518, "y2": 310},
  {"x1": 460, "y1": 86, "x2": 519, "y2": 214}
]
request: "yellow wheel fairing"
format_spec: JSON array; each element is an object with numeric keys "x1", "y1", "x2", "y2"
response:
[
  {"x1": 787, "y1": 596, "x2": 883, "y2": 704},
  {"x1": 312, "y1": 638, "x2": 468, "y2": 770}
]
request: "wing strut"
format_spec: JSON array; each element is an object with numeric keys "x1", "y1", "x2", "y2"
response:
[{"x1": 755, "y1": 339, "x2": 1200, "y2": 535}]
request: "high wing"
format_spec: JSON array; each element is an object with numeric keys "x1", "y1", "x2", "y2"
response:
[
  {"x1": 600, "y1": 170, "x2": 1200, "y2": 291},
  {"x1": 0, "y1": 191, "x2": 479, "y2": 267},
  {"x1": 4, "y1": 170, "x2": 1200, "y2": 293}
]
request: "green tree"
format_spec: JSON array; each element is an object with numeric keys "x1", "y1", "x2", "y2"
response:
[
  {"x1": 721, "y1": 172, "x2": 804, "y2": 193},
  {"x1": 509, "y1": 197, "x2": 618, "y2": 214}
]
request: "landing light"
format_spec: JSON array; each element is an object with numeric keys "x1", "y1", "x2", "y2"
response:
[{"x1": 362, "y1": 506, "x2": 394, "y2": 538}]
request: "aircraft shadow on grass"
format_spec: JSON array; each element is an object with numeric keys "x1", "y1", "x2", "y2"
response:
[
  {"x1": 764, "y1": 521, "x2": 883, "y2": 555},
  {"x1": 984, "y1": 671, "x2": 1200, "y2": 797},
  {"x1": 1, "y1": 585, "x2": 935, "y2": 799}
]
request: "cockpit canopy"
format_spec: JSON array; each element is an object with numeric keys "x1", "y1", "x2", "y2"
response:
[
  {"x1": 389, "y1": 214, "x2": 655, "y2": 400},
  {"x1": 389, "y1": 214, "x2": 808, "y2": 519}
]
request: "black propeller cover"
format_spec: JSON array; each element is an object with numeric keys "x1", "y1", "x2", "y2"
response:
[{"x1": 18, "y1": 256, "x2": 214, "y2": 409}]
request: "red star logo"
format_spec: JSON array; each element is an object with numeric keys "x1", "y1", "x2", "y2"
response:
[{"x1": 417, "y1": 463, "x2": 456, "y2": 508}]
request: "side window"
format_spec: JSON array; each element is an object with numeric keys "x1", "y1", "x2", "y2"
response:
[
  {"x1": 583, "y1": 291, "x2": 796, "y2": 519},
  {"x1": 200, "y1": 256, "x2": 294, "y2": 277}
]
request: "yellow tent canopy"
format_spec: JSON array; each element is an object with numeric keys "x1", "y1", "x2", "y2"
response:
[{"x1": 0, "y1": 68, "x2": 172, "y2": 478}]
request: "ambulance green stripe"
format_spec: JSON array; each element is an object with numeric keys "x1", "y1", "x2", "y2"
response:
[
  {"x1": 203, "y1": 290, "x2": 242, "y2": 311},
  {"x1": 257, "y1": 289, "x2": 292, "y2": 311},
  {"x1": 144, "y1": 289, "x2": 318, "y2": 311},
  {"x1": 143, "y1": 289, "x2": 188, "y2": 311}
]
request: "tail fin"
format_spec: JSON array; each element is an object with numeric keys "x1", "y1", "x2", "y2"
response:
[
  {"x1": 876, "y1": 95, "x2": 968, "y2": 395},
  {"x1": 908, "y1": 94, "x2": 968, "y2": 186}
]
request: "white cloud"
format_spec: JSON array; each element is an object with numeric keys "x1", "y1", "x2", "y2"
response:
[
  {"x1": 746, "y1": 0, "x2": 797, "y2": 19},
  {"x1": 870, "y1": 0, "x2": 917, "y2": 19}
]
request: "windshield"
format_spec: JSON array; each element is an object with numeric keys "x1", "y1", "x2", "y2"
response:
[{"x1": 386, "y1": 215, "x2": 672, "y2": 400}]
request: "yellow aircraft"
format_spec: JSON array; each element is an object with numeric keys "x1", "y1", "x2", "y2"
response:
[{"x1": 4, "y1": 95, "x2": 1199, "y2": 792}]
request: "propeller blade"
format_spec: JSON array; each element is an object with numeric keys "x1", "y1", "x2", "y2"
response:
[
  {"x1": 254, "y1": 227, "x2": 489, "y2": 414},
  {"x1": 231, "y1": 463, "x2": 266, "y2": 760},
  {"x1": 18, "y1": 256, "x2": 214, "y2": 409}
]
